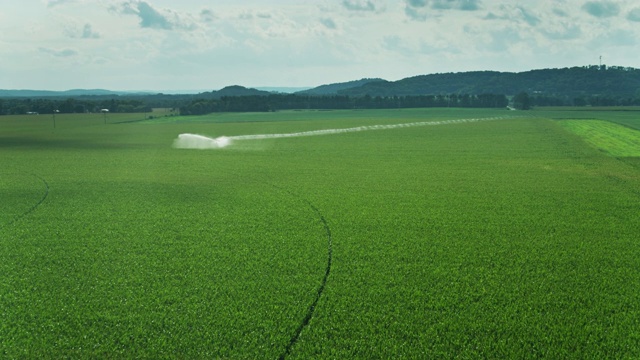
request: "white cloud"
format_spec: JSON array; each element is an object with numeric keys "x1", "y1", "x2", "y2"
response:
[
  {"x1": 39, "y1": 47, "x2": 78, "y2": 57},
  {"x1": 320, "y1": 18, "x2": 338, "y2": 29},
  {"x1": 541, "y1": 22, "x2": 582, "y2": 40},
  {"x1": 552, "y1": 8, "x2": 569, "y2": 17},
  {"x1": 628, "y1": 7, "x2": 640, "y2": 22},
  {"x1": 200, "y1": 9, "x2": 216, "y2": 23},
  {"x1": 590, "y1": 29, "x2": 637, "y2": 47},
  {"x1": 483, "y1": 5, "x2": 541, "y2": 26},
  {"x1": 110, "y1": 1, "x2": 197, "y2": 31},
  {"x1": 343, "y1": 0, "x2": 377, "y2": 12},
  {"x1": 516, "y1": 6, "x2": 541, "y2": 26},
  {"x1": 582, "y1": 1, "x2": 621, "y2": 18},
  {"x1": 0, "y1": 0, "x2": 639, "y2": 91},
  {"x1": 82, "y1": 24, "x2": 100, "y2": 39},
  {"x1": 47, "y1": 0, "x2": 76, "y2": 7},
  {"x1": 64, "y1": 23, "x2": 100, "y2": 39},
  {"x1": 404, "y1": 0, "x2": 482, "y2": 21}
]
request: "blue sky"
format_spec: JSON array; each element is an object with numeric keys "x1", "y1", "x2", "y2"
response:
[{"x1": 1, "y1": 0, "x2": 639, "y2": 91}]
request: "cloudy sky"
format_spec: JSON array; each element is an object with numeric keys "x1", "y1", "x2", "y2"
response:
[{"x1": 1, "y1": 0, "x2": 639, "y2": 91}]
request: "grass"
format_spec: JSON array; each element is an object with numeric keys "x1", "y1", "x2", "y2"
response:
[
  {"x1": 532, "y1": 107, "x2": 640, "y2": 130},
  {"x1": 557, "y1": 120, "x2": 640, "y2": 157},
  {"x1": 1, "y1": 108, "x2": 640, "y2": 358}
]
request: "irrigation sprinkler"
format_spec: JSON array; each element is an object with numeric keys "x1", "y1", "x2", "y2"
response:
[
  {"x1": 53, "y1": 109, "x2": 59, "y2": 128},
  {"x1": 101, "y1": 108, "x2": 109, "y2": 124}
]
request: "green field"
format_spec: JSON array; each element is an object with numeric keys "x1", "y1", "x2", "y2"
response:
[
  {"x1": 557, "y1": 119, "x2": 640, "y2": 157},
  {"x1": 534, "y1": 107, "x2": 640, "y2": 130},
  {"x1": 2, "y1": 108, "x2": 640, "y2": 358}
]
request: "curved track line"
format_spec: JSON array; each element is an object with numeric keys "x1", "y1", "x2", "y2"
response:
[
  {"x1": 274, "y1": 186, "x2": 332, "y2": 360},
  {"x1": 1, "y1": 173, "x2": 49, "y2": 228}
]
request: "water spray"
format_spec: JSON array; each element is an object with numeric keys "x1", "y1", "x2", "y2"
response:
[
  {"x1": 173, "y1": 133, "x2": 231, "y2": 149},
  {"x1": 172, "y1": 116, "x2": 517, "y2": 149}
]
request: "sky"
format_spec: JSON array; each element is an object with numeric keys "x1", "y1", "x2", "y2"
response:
[{"x1": 1, "y1": 0, "x2": 639, "y2": 91}]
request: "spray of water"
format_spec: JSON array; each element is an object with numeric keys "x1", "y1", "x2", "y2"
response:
[
  {"x1": 173, "y1": 133, "x2": 231, "y2": 149},
  {"x1": 172, "y1": 116, "x2": 516, "y2": 149}
]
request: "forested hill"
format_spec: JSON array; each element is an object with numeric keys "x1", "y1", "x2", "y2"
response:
[
  {"x1": 207, "y1": 85, "x2": 271, "y2": 97},
  {"x1": 297, "y1": 78, "x2": 385, "y2": 95},
  {"x1": 313, "y1": 66, "x2": 640, "y2": 98},
  {"x1": 3, "y1": 65, "x2": 640, "y2": 115}
]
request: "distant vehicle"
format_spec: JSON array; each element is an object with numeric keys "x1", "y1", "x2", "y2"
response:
[
  {"x1": 26, "y1": 111, "x2": 39, "y2": 115},
  {"x1": 100, "y1": 109, "x2": 109, "y2": 113}
]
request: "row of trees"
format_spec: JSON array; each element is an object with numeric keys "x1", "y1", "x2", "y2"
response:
[
  {"x1": 3, "y1": 91, "x2": 639, "y2": 117},
  {"x1": 507, "y1": 91, "x2": 640, "y2": 110},
  {"x1": 0, "y1": 98, "x2": 150, "y2": 115},
  {"x1": 179, "y1": 93, "x2": 510, "y2": 115},
  {"x1": 527, "y1": 94, "x2": 640, "y2": 107}
]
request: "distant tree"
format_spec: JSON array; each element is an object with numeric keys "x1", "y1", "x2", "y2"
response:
[
  {"x1": 118, "y1": 104, "x2": 135, "y2": 113},
  {"x1": 573, "y1": 97, "x2": 587, "y2": 106},
  {"x1": 513, "y1": 92, "x2": 531, "y2": 110}
]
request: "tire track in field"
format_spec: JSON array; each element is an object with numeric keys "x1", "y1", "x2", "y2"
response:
[
  {"x1": 274, "y1": 185, "x2": 332, "y2": 360},
  {"x1": 1, "y1": 173, "x2": 49, "y2": 229}
]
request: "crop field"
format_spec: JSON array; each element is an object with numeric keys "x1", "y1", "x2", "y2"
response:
[
  {"x1": 1, "y1": 108, "x2": 640, "y2": 358},
  {"x1": 534, "y1": 107, "x2": 640, "y2": 130},
  {"x1": 557, "y1": 120, "x2": 640, "y2": 157}
]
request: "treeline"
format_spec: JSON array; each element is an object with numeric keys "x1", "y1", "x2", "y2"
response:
[
  {"x1": 529, "y1": 94, "x2": 640, "y2": 107},
  {"x1": 0, "y1": 92, "x2": 512, "y2": 116},
  {"x1": 0, "y1": 97, "x2": 152, "y2": 115},
  {"x1": 4, "y1": 83, "x2": 639, "y2": 118},
  {"x1": 179, "y1": 93, "x2": 509, "y2": 115}
]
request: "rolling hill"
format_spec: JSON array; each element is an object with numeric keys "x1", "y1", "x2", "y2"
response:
[
  {"x1": 296, "y1": 78, "x2": 386, "y2": 95},
  {"x1": 300, "y1": 66, "x2": 640, "y2": 98}
]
